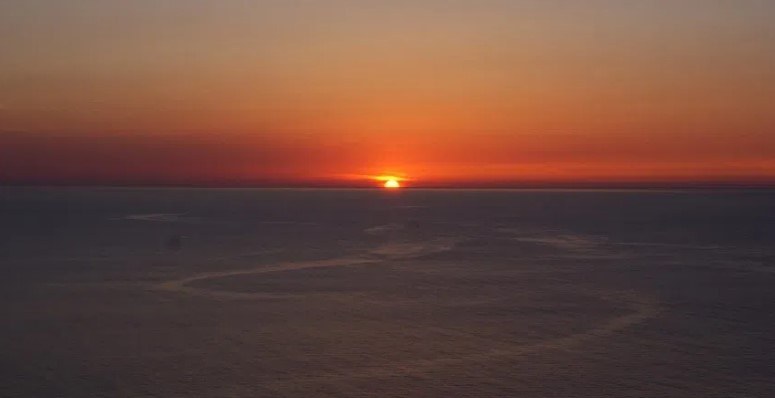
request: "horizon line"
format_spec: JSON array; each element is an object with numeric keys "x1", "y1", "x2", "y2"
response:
[{"x1": 3, "y1": 181, "x2": 775, "y2": 190}]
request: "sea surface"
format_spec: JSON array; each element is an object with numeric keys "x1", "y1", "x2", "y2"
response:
[{"x1": 1, "y1": 187, "x2": 774, "y2": 397}]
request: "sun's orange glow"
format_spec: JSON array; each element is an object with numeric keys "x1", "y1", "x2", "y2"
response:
[{"x1": 384, "y1": 179, "x2": 400, "y2": 189}]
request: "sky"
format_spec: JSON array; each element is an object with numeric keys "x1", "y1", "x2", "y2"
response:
[{"x1": 1, "y1": 0, "x2": 774, "y2": 187}]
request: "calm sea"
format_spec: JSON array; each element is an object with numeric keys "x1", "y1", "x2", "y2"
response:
[{"x1": 1, "y1": 187, "x2": 774, "y2": 397}]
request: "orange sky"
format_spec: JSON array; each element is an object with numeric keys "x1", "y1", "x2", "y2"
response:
[{"x1": 1, "y1": 1, "x2": 774, "y2": 187}]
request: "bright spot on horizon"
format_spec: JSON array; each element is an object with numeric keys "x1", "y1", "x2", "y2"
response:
[{"x1": 384, "y1": 179, "x2": 400, "y2": 189}]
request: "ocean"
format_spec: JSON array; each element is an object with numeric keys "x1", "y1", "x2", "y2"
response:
[{"x1": 1, "y1": 187, "x2": 774, "y2": 397}]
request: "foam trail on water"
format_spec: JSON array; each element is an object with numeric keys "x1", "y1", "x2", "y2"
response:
[
  {"x1": 121, "y1": 213, "x2": 184, "y2": 222},
  {"x1": 155, "y1": 238, "x2": 457, "y2": 299},
  {"x1": 266, "y1": 291, "x2": 660, "y2": 388}
]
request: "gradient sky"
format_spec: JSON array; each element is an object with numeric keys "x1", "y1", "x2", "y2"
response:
[{"x1": 1, "y1": 0, "x2": 774, "y2": 187}]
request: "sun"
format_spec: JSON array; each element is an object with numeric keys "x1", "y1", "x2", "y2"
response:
[
  {"x1": 384, "y1": 179, "x2": 401, "y2": 189},
  {"x1": 374, "y1": 174, "x2": 405, "y2": 189}
]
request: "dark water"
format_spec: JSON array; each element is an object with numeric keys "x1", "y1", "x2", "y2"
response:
[{"x1": 1, "y1": 187, "x2": 774, "y2": 397}]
